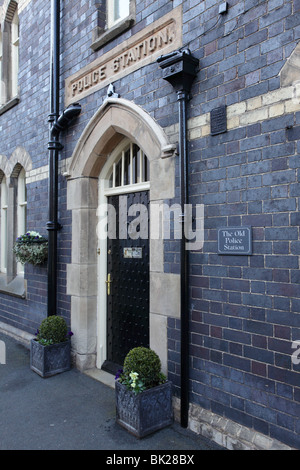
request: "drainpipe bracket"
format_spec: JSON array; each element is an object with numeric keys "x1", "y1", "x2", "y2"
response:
[
  {"x1": 46, "y1": 221, "x2": 63, "y2": 231},
  {"x1": 48, "y1": 141, "x2": 64, "y2": 151},
  {"x1": 48, "y1": 113, "x2": 57, "y2": 123}
]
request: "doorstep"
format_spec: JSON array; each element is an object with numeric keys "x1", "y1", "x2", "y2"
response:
[{"x1": 84, "y1": 367, "x2": 116, "y2": 389}]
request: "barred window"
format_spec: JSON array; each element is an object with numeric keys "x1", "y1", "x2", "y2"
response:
[{"x1": 108, "y1": 142, "x2": 149, "y2": 189}]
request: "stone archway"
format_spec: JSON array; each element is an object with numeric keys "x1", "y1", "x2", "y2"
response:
[{"x1": 66, "y1": 98, "x2": 179, "y2": 374}]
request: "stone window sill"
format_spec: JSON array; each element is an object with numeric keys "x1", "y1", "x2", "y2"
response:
[
  {"x1": 0, "y1": 96, "x2": 20, "y2": 116},
  {"x1": 0, "y1": 272, "x2": 26, "y2": 298},
  {"x1": 91, "y1": 16, "x2": 135, "y2": 52}
]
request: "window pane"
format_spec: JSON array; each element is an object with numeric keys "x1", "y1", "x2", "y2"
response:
[
  {"x1": 114, "y1": 0, "x2": 129, "y2": 22},
  {"x1": 0, "y1": 177, "x2": 7, "y2": 273},
  {"x1": 0, "y1": 33, "x2": 3, "y2": 105},
  {"x1": 143, "y1": 153, "x2": 149, "y2": 182},
  {"x1": 132, "y1": 144, "x2": 137, "y2": 185},
  {"x1": 123, "y1": 147, "x2": 131, "y2": 185},
  {"x1": 108, "y1": 172, "x2": 113, "y2": 188},
  {"x1": 115, "y1": 159, "x2": 122, "y2": 187},
  {"x1": 107, "y1": 142, "x2": 148, "y2": 189},
  {"x1": 17, "y1": 168, "x2": 26, "y2": 275},
  {"x1": 11, "y1": 10, "x2": 19, "y2": 97}
]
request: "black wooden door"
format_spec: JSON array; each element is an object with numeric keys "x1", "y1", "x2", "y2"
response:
[{"x1": 104, "y1": 191, "x2": 149, "y2": 374}]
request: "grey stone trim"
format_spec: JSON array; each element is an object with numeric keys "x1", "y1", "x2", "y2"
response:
[
  {"x1": 91, "y1": 0, "x2": 136, "y2": 52},
  {"x1": 0, "y1": 95, "x2": 19, "y2": 116},
  {"x1": 3, "y1": 0, "x2": 17, "y2": 23},
  {"x1": 0, "y1": 273, "x2": 26, "y2": 299},
  {"x1": 0, "y1": 320, "x2": 34, "y2": 348},
  {"x1": 91, "y1": 16, "x2": 135, "y2": 52},
  {"x1": 173, "y1": 398, "x2": 295, "y2": 451}
]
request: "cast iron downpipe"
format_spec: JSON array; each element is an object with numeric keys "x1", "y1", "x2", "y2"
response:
[
  {"x1": 157, "y1": 50, "x2": 198, "y2": 428},
  {"x1": 47, "y1": 0, "x2": 81, "y2": 316}
]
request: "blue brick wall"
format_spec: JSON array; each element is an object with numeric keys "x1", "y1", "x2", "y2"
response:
[
  {"x1": 166, "y1": 0, "x2": 300, "y2": 449},
  {"x1": 0, "y1": 0, "x2": 72, "y2": 333},
  {"x1": 0, "y1": 0, "x2": 299, "y2": 449},
  {"x1": 0, "y1": 1, "x2": 51, "y2": 333}
]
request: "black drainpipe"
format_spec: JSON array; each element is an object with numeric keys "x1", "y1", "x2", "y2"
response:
[
  {"x1": 47, "y1": 0, "x2": 81, "y2": 316},
  {"x1": 157, "y1": 50, "x2": 198, "y2": 428}
]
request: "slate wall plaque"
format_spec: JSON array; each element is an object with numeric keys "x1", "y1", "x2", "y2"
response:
[
  {"x1": 210, "y1": 105, "x2": 227, "y2": 135},
  {"x1": 218, "y1": 227, "x2": 252, "y2": 255}
]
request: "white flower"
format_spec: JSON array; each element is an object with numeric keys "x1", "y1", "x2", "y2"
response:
[
  {"x1": 28, "y1": 231, "x2": 42, "y2": 238},
  {"x1": 130, "y1": 371, "x2": 139, "y2": 380}
]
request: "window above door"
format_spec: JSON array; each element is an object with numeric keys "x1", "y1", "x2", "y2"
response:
[
  {"x1": 103, "y1": 140, "x2": 150, "y2": 196},
  {"x1": 91, "y1": 0, "x2": 135, "y2": 52}
]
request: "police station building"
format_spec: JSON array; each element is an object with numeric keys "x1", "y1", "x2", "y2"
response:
[{"x1": 0, "y1": 0, "x2": 299, "y2": 450}]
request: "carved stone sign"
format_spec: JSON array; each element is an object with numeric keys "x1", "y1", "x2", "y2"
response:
[
  {"x1": 65, "y1": 7, "x2": 182, "y2": 106},
  {"x1": 218, "y1": 226, "x2": 252, "y2": 255}
]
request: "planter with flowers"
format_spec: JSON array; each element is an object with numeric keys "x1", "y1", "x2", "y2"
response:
[
  {"x1": 115, "y1": 347, "x2": 173, "y2": 438},
  {"x1": 13, "y1": 231, "x2": 48, "y2": 266},
  {"x1": 30, "y1": 315, "x2": 73, "y2": 378}
]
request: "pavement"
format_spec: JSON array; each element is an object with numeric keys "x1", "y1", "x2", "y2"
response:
[{"x1": 0, "y1": 331, "x2": 225, "y2": 452}]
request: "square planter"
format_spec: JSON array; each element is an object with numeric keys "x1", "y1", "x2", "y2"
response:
[
  {"x1": 30, "y1": 338, "x2": 71, "y2": 378},
  {"x1": 115, "y1": 380, "x2": 173, "y2": 438}
]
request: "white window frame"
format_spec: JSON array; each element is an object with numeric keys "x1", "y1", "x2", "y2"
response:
[
  {"x1": 107, "y1": 0, "x2": 130, "y2": 29},
  {"x1": 11, "y1": 9, "x2": 19, "y2": 98},
  {"x1": 0, "y1": 31, "x2": 3, "y2": 105},
  {"x1": 0, "y1": 177, "x2": 8, "y2": 273},
  {"x1": 105, "y1": 141, "x2": 150, "y2": 196},
  {"x1": 0, "y1": 2, "x2": 19, "y2": 111},
  {"x1": 17, "y1": 168, "x2": 27, "y2": 275},
  {"x1": 91, "y1": 0, "x2": 135, "y2": 51}
]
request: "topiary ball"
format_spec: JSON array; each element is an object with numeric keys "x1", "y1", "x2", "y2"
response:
[
  {"x1": 38, "y1": 315, "x2": 68, "y2": 344},
  {"x1": 123, "y1": 347, "x2": 162, "y2": 388}
]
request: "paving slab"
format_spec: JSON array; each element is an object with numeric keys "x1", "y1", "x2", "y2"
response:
[{"x1": 0, "y1": 332, "x2": 225, "y2": 452}]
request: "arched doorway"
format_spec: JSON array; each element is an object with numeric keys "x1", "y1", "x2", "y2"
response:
[
  {"x1": 98, "y1": 138, "x2": 150, "y2": 373},
  {"x1": 66, "y1": 98, "x2": 178, "y2": 376}
]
